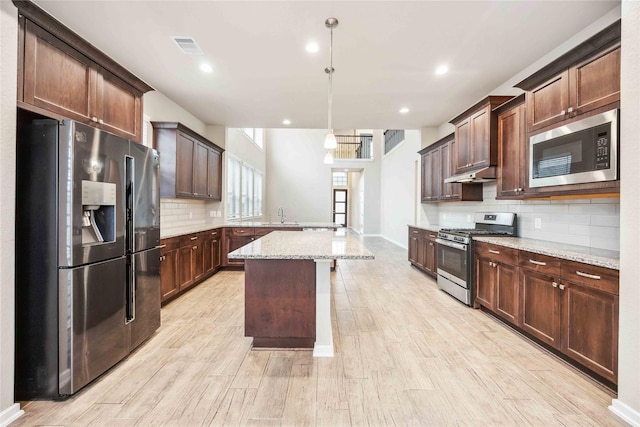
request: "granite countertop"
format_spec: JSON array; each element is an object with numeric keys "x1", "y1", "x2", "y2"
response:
[
  {"x1": 408, "y1": 224, "x2": 440, "y2": 233},
  {"x1": 228, "y1": 229, "x2": 375, "y2": 260},
  {"x1": 160, "y1": 222, "x2": 339, "y2": 239},
  {"x1": 473, "y1": 236, "x2": 620, "y2": 270}
]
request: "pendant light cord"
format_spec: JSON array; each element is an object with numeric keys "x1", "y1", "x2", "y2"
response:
[{"x1": 327, "y1": 24, "x2": 334, "y2": 133}]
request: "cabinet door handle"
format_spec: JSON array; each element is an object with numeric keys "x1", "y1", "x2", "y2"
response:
[
  {"x1": 552, "y1": 282, "x2": 558, "y2": 288},
  {"x1": 529, "y1": 259, "x2": 546, "y2": 266},
  {"x1": 560, "y1": 110, "x2": 566, "y2": 115},
  {"x1": 213, "y1": 240, "x2": 217, "y2": 243},
  {"x1": 190, "y1": 236, "x2": 198, "y2": 240},
  {"x1": 91, "y1": 116, "x2": 98, "y2": 122},
  {"x1": 518, "y1": 188, "x2": 524, "y2": 192},
  {"x1": 576, "y1": 271, "x2": 601, "y2": 280},
  {"x1": 192, "y1": 246, "x2": 197, "y2": 250},
  {"x1": 488, "y1": 249, "x2": 500, "y2": 254},
  {"x1": 567, "y1": 107, "x2": 574, "y2": 113},
  {"x1": 559, "y1": 284, "x2": 566, "y2": 290},
  {"x1": 429, "y1": 242, "x2": 433, "y2": 246},
  {"x1": 98, "y1": 118, "x2": 104, "y2": 124}
]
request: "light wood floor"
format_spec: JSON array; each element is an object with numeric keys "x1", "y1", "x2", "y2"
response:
[{"x1": 13, "y1": 236, "x2": 626, "y2": 426}]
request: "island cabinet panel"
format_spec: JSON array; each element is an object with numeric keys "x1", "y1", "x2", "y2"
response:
[
  {"x1": 153, "y1": 122, "x2": 224, "y2": 200},
  {"x1": 17, "y1": 4, "x2": 151, "y2": 143},
  {"x1": 244, "y1": 259, "x2": 316, "y2": 348}
]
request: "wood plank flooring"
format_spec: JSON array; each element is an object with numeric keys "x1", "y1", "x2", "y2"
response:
[{"x1": 12, "y1": 236, "x2": 626, "y2": 426}]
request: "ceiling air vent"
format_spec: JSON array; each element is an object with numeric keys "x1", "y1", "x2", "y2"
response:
[{"x1": 171, "y1": 36, "x2": 204, "y2": 55}]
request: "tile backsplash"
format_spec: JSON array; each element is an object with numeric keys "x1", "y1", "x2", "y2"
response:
[
  {"x1": 160, "y1": 198, "x2": 225, "y2": 235},
  {"x1": 420, "y1": 182, "x2": 620, "y2": 251}
]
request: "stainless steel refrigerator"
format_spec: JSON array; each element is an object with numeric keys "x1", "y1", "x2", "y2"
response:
[{"x1": 15, "y1": 119, "x2": 161, "y2": 399}]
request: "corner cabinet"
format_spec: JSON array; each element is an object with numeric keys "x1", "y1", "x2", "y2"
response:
[
  {"x1": 449, "y1": 96, "x2": 513, "y2": 174},
  {"x1": 152, "y1": 122, "x2": 224, "y2": 201},
  {"x1": 419, "y1": 134, "x2": 483, "y2": 203},
  {"x1": 15, "y1": 1, "x2": 152, "y2": 142}
]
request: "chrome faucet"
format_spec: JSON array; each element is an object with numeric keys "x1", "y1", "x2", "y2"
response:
[{"x1": 277, "y1": 207, "x2": 286, "y2": 224}]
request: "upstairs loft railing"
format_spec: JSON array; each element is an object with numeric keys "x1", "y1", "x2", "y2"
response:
[
  {"x1": 334, "y1": 134, "x2": 373, "y2": 160},
  {"x1": 384, "y1": 129, "x2": 404, "y2": 154}
]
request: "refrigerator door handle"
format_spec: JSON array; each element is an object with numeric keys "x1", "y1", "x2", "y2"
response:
[
  {"x1": 126, "y1": 256, "x2": 136, "y2": 324},
  {"x1": 125, "y1": 155, "x2": 135, "y2": 253}
]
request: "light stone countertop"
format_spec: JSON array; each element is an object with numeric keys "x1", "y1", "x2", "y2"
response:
[
  {"x1": 473, "y1": 236, "x2": 620, "y2": 270},
  {"x1": 408, "y1": 224, "x2": 441, "y2": 233},
  {"x1": 161, "y1": 222, "x2": 339, "y2": 239},
  {"x1": 228, "y1": 229, "x2": 375, "y2": 260}
]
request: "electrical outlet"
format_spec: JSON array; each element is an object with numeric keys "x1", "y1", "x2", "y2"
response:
[
  {"x1": 189, "y1": 211, "x2": 193, "y2": 220},
  {"x1": 534, "y1": 218, "x2": 542, "y2": 229},
  {"x1": 209, "y1": 211, "x2": 215, "y2": 218}
]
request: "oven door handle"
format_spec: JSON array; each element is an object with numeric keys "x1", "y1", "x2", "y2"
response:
[{"x1": 435, "y1": 238, "x2": 467, "y2": 251}]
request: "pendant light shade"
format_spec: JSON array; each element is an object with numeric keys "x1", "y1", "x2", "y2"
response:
[
  {"x1": 324, "y1": 133, "x2": 337, "y2": 149},
  {"x1": 323, "y1": 18, "x2": 338, "y2": 156},
  {"x1": 323, "y1": 151, "x2": 334, "y2": 164}
]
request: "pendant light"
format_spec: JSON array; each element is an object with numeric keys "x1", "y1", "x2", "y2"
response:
[{"x1": 323, "y1": 17, "x2": 338, "y2": 154}]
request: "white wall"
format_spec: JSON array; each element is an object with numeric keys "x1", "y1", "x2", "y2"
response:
[
  {"x1": 265, "y1": 129, "x2": 333, "y2": 223},
  {"x1": 0, "y1": 2, "x2": 21, "y2": 425},
  {"x1": 143, "y1": 91, "x2": 208, "y2": 142},
  {"x1": 613, "y1": 2, "x2": 640, "y2": 425},
  {"x1": 348, "y1": 171, "x2": 363, "y2": 233},
  {"x1": 380, "y1": 130, "x2": 421, "y2": 248}
]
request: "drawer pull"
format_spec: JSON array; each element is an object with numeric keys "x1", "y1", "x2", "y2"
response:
[
  {"x1": 238, "y1": 230, "x2": 245, "y2": 233},
  {"x1": 529, "y1": 259, "x2": 546, "y2": 266},
  {"x1": 211, "y1": 232, "x2": 217, "y2": 235},
  {"x1": 576, "y1": 271, "x2": 601, "y2": 280},
  {"x1": 190, "y1": 236, "x2": 198, "y2": 240},
  {"x1": 412, "y1": 230, "x2": 418, "y2": 234},
  {"x1": 488, "y1": 249, "x2": 500, "y2": 254}
]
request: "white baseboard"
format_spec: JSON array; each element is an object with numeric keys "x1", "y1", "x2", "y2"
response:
[
  {"x1": 379, "y1": 234, "x2": 407, "y2": 249},
  {"x1": 0, "y1": 403, "x2": 24, "y2": 427},
  {"x1": 362, "y1": 233, "x2": 382, "y2": 237},
  {"x1": 313, "y1": 344, "x2": 334, "y2": 358},
  {"x1": 610, "y1": 399, "x2": 640, "y2": 426},
  {"x1": 347, "y1": 226, "x2": 363, "y2": 235}
]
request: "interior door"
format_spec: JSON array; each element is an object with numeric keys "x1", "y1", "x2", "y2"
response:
[{"x1": 333, "y1": 189, "x2": 347, "y2": 226}]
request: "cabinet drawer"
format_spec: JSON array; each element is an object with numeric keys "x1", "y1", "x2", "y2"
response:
[
  {"x1": 227, "y1": 227, "x2": 254, "y2": 236},
  {"x1": 519, "y1": 251, "x2": 562, "y2": 277},
  {"x1": 207, "y1": 228, "x2": 221, "y2": 238},
  {"x1": 179, "y1": 233, "x2": 201, "y2": 246},
  {"x1": 159, "y1": 237, "x2": 180, "y2": 253},
  {"x1": 475, "y1": 242, "x2": 518, "y2": 265},
  {"x1": 561, "y1": 261, "x2": 619, "y2": 295},
  {"x1": 409, "y1": 227, "x2": 422, "y2": 237}
]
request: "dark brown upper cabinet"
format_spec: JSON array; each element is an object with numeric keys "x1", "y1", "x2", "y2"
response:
[
  {"x1": 516, "y1": 20, "x2": 620, "y2": 134},
  {"x1": 152, "y1": 122, "x2": 224, "y2": 201},
  {"x1": 449, "y1": 96, "x2": 513, "y2": 175},
  {"x1": 15, "y1": 0, "x2": 152, "y2": 142},
  {"x1": 495, "y1": 95, "x2": 527, "y2": 199}
]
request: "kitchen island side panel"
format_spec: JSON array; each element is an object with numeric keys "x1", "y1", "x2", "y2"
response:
[{"x1": 244, "y1": 259, "x2": 316, "y2": 348}]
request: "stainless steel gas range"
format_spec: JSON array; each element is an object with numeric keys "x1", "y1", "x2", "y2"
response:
[{"x1": 435, "y1": 213, "x2": 517, "y2": 306}]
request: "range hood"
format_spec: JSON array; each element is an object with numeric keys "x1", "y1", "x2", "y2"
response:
[{"x1": 444, "y1": 166, "x2": 497, "y2": 183}]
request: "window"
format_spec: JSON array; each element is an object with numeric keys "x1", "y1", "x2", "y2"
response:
[
  {"x1": 240, "y1": 128, "x2": 264, "y2": 149},
  {"x1": 227, "y1": 157, "x2": 241, "y2": 219},
  {"x1": 254, "y1": 171, "x2": 263, "y2": 217},
  {"x1": 333, "y1": 171, "x2": 347, "y2": 187},
  {"x1": 227, "y1": 155, "x2": 263, "y2": 220}
]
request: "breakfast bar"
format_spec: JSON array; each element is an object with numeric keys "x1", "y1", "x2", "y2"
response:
[{"x1": 228, "y1": 229, "x2": 374, "y2": 357}]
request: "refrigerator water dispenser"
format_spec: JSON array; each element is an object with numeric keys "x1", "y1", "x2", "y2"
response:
[{"x1": 81, "y1": 180, "x2": 116, "y2": 245}]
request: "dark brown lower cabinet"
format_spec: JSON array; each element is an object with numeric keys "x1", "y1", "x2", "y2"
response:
[
  {"x1": 475, "y1": 244, "x2": 619, "y2": 385},
  {"x1": 160, "y1": 242, "x2": 179, "y2": 301},
  {"x1": 408, "y1": 227, "x2": 437, "y2": 278},
  {"x1": 520, "y1": 268, "x2": 562, "y2": 348}
]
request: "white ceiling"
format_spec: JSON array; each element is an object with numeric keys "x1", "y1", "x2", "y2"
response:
[{"x1": 33, "y1": 1, "x2": 619, "y2": 130}]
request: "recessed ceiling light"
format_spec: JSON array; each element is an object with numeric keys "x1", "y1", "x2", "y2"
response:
[
  {"x1": 282, "y1": 119, "x2": 291, "y2": 125},
  {"x1": 435, "y1": 64, "x2": 449, "y2": 75},
  {"x1": 305, "y1": 41, "x2": 319, "y2": 53},
  {"x1": 200, "y1": 63, "x2": 213, "y2": 73},
  {"x1": 399, "y1": 107, "x2": 410, "y2": 114}
]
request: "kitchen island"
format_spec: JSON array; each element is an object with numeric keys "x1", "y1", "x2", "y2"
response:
[{"x1": 228, "y1": 229, "x2": 374, "y2": 357}]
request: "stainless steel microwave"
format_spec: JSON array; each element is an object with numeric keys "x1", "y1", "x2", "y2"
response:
[{"x1": 529, "y1": 109, "x2": 618, "y2": 188}]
